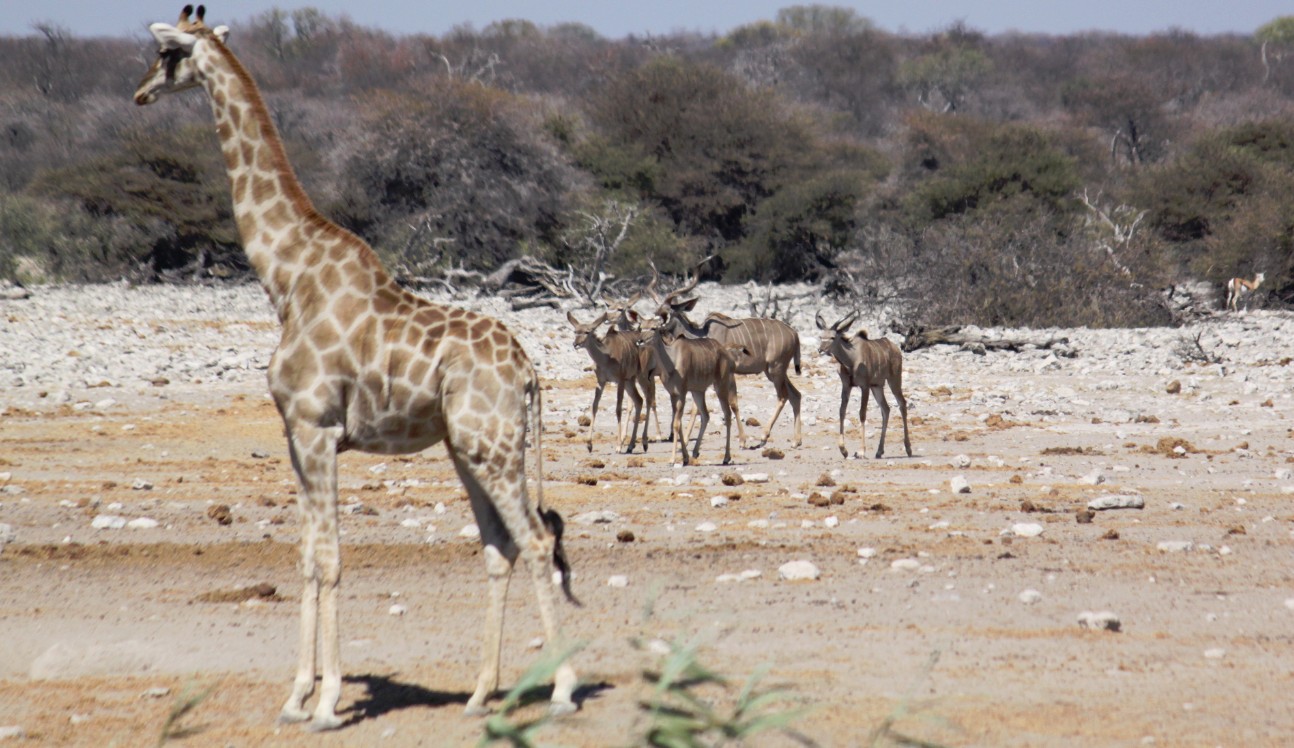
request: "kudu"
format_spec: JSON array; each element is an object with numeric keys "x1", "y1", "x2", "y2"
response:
[
  {"x1": 649, "y1": 269, "x2": 803, "y2": 448},
  {"x1": 604, "y1": 294, "x2": 666, "y2": 449},
  {"x1": 567, "y1": 310, "x2": 646, "y2": 453},
  {"x1": 636, "y1": 320, "x2": 747, "y2": 467},
  {"x1": 815, "y1": 310, "x2": 912, "y2": 459}
]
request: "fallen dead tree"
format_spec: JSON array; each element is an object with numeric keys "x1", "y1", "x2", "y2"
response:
[{"x1": 891, "y1": 322, "x2": 1075, "y2": 356}]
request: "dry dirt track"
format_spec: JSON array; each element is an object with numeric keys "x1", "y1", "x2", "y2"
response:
[{"x1": 2, "y1": 300, "x2": 1293, "y2": 747}]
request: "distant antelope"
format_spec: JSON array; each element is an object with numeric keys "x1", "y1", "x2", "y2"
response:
[
  {"x1": 604, "y1": 294, "x2": 666, "y2": 448},
  {"x1": 815, "y1": 311, "x2": 912, "y2": 460},
  {"x1": 1225, "y1": 272, "x2": 1265, "y2": 312},
  {"x1": 637, "y1": 321, "x2": 747, "y2": 467},
  {"x1": 567, "y1": 310, "x2": 646, "y2": 453},
  {"x1": 650, "y1": 269, "x2": 802, "y2": 448}
]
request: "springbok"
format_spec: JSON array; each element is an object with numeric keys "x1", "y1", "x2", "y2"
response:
[
  {"x1": 567, "y1": 310, "x2": 646, "y2": 453},
  {"x1": 637, "y1": 321, "x2": 747, "y2": 467},
  {"x1": 815, "y1": 310, "x2": 912, "y2": 460},
  {"x1": 650, "y1": 270, "x2": 802, "y2": 448},
  {"x1": 1225, "y1": 272, "x2": 1265, "y2": 312}
]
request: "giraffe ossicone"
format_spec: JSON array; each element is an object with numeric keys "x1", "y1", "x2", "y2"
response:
[{"x1": 134, "y1": 4, "x2": 578, "y2": 730}]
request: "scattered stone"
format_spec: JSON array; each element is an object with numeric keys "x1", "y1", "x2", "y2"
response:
[
  {"x1": 742, "y1": 473, "x2": 770, "y2": 484},
  {"x1": 388, "y1": 604, "x2": 407, "y2": 616},
  {"x1": 1088, "y1": 494, "x2": 1145, "y2": 511},
  {"x1": 762, "y1": 448, "x2": 784, "y2": 460},
  {"x1": 857, "y1": 547, "x2": 877, "y2": 559},
  {"x1": 710, "y1": 495, "x2": 728, "y2": 508},
  {"x1": 1203, "y1": 648, "x2": 1226, "y2": 659},
  {"x1": 126, "y1": 517, "x2": 159, "y2": 530},
  {"x1": 616, "y1": 529, "x2": 636, "y2": 543},
  {"x1": 1018, "y1": 589, "x2": 1043, "y2": 605},
  {"x1": 0, "y1": 726, "x2": 24, "y2": 740},
  {"x1": 695, "y1": 522, "x2": 717, "y2": 533},
  {"x1": 572, "y1": 510, "x2": 620, "y2": 525},
  {"x1": 807, "y1": 493, "x2": 831, "y2": 507},
  {"x1": 131, "y1": 479, "x2": 154, "y2": 491},
  {"x1": 251, "y1": 449, "x2": 270, "y2": 459},
  {"x1": 1078, "y1": 469, "x2": 1105, "y2": 486},
  {"x1": 716, "y1": 569, "x2": 762, "y2": 583},
  {"x1": 91, "y1": 514, "x2": 127, "y2": 530},
  {"x1": 1101, "y1": 529, "x2": 1120, "y2": 540},
  {"x1": 207, "y1": 504, "x2": 233, "y2": 526},
  {"x1": 141, "y1": 687, "x2": 171, "y2": 699},
  {"x1": 890, "y1": 558, "x2": 921, "y2": 572},
  {"x1": 778, "y1": 560, "x2": 820, "y2": 581},
  {"x1": 815, "y1": 473, "x2": 836, "y2": 487},
  {"x1": 1076, "y1": 509, "x2": 1095, "y2": 524},
  {"x1": 1165, "y1": 380, "x2": 1181, "y2": 394},
  {"x1": 949, "y1": 476, "x2": 971, "y2": 494},
  {"x1": 194, "y1": 582, "x2": 279, "y2": 604},
  {"x1": 823, "y1": 516, "x2": 839, "y2": 528},
  {"x1": 459, "y1": 524, "x2": 481, "y2": 540},
  {"x1": 721, "y1": 473, "x2": 745, "y2": 487},
  {"x1": 607, "y1": 575, "x2": 629, "y2": 588},
  {"x1": 0, "y1": 523, "x2": 13, "y2": 554},
  {"x1": 1157, "y1": 540, "x2": 1193, "y2": 553},
  {"x1": 950, "y1": 454, "x2": 971, "y2": 469},
  {"x1": 1008, "y1": 523, "x2": 1045, "y2": 538},
  {"x1": 1077, "y1": 610, "x2": 1122, "y2": 632}
]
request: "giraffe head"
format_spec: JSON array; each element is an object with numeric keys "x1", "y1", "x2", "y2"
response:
[{"x1": 134, "y1": 5, "x2": 229, "y2": 105}]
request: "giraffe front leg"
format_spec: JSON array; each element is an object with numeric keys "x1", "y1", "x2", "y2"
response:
[
  {"x1": 465, "y1": 544, "x2": 515, "y2": 716},
  {"x1": 278, "y1": 423, "x2": 345, "y2": 731}
]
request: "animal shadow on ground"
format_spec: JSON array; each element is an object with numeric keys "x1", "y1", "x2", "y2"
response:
[{"x1": 341, "y1": 673, "x2": 612, "y2": 725}]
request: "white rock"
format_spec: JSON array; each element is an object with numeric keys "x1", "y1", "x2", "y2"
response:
[
  {"x1": 1077, "y1": 610, "x2": 1122, "y2": 632},
  {"x1": 1203, "y1": 648, "x2": 1226, "y2": 659},
  {"x1": 141, "y1": 687, "x2": 171, "y2": 699},
  {"x1": 1018, "y1": 589, "x2": 1043, "y2": 605},
  {"x1": 857, "y1": 547, "x2": 877, "y2": 559},
  {"x1": 709, "y1": 495, "x2": 728, "y2": 508},
  {"x1": 695, "y1": 521, "x2": 717, "y2": 533},
  {"x1": 126, "y1": 517, "x2": 159, "y2": 530},
  {"x1": 949, "y1": 476, "x2": 971, "y2": 494},
  {"x1": 1009, "y1": 523, "x2": 1045, "y2": 538},
  {"x1": 1078, "y1": 470, "x2": 1105, "y2": 486},
  {"x1": 742, "y1": 473, "x2": 770, "y2": 483},
  {"x1": 0, "y1": 726, "x2": 24, "y2": 740},
  {"x1": 607, "y1": 575, "x2": 629, "y2": 588},
  {"x1": 1284, "y1": 598, "x2": 1294, "y2": 611},
  {"x1": 572, "y1": 510, "x2": 621, "y2": 525},
  {"x1": 131, "y1": 479, "x2": 153, "y2": 491},
  {"x1": 823, "y1": 516, "x2": 839, "y2": 528},
  {"x1": 778, "y1": 560, "x2": 820, "y2": 581},
  {"x1": 91, "y1": 515, "x2": 127, "y2": 530},
  {"x1": 458, "y1": 524, "x2": 481, "y2": 540},
  {"x1": 1088, "y1": 494, "x2": 1145, "y2": 510},
  {"x1": 399, "y1": 518, "x2": 421, "y2": 528},
  {"x1": 388, "y1": 604, "x2": 407, "y2": 616},
  {"x1": 1157, "y1": 540, "x2": 1194, "y2": 553},
  {"x1": 890, "y1": 558, "x2": 921, "y2": 572},
  {"x1": 950, "y1": 454, "x2": 971, "y2": 469}
]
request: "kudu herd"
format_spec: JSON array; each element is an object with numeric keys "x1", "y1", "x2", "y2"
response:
[{"x1": 566, "y1": 268, "x2": 913, "y2": 465}]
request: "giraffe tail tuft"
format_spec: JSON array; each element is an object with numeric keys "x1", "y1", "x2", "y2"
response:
[{"x1": 541, "y1": 508, "x2": 581, "y2": 607}]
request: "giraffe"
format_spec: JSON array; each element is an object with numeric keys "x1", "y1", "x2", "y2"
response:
[{"x1": 134, "y1": 6, "x2": 578, "y2": 730}]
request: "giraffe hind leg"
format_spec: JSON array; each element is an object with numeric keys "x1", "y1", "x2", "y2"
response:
[{"x1": 448, "y1": 432, "x2": 577, "y2": 716}]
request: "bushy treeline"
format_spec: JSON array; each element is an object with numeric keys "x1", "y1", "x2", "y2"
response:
[{"x1": 2, "y1": 5, "x2": 1293, "y2": 327}]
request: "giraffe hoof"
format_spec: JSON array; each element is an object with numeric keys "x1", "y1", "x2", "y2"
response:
[
  {"x1": 305, "y1": 714, "x2": 344, "y2": 732},
  {"x1": 548, "y1": 700, "x2": 577, "y2": 717},
  {"x1": 464, "y1": 703, "x2": 492, "y2": 717},
  {"x1": 277, "y1": 707, "x2": 311, "y2": 725}
]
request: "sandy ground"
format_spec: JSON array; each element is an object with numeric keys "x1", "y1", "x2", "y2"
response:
[{"x1": 2, "y1": 303, "x2": 1293, "y2": 747}]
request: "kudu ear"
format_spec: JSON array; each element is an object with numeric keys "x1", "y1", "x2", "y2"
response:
[
  {"x1": 565, "y1": 310, "x2": 580, "y2": 327},
  {"x1": 814, "y1": 310, "x2": 829, "y2": 330},
  {"x1": 677, "y1": 297, "x2": 699, "y2": 313}
]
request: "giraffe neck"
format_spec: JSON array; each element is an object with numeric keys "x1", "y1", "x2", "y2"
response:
[{"x1": 193, "y1": 39, "x2": 392, "y2": 318}]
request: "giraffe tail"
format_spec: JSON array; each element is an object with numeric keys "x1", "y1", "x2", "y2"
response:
[{"x1": 529, "y1": 377, "x2": 580, "y2": 607}]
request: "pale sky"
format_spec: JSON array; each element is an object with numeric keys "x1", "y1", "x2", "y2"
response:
[{"x1": 0, "y1": 1, "x2": 1288, "y2": 39}]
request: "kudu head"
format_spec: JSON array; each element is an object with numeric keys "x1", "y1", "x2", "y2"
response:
[
  {"x1": 566, "y1": 310, "x2": 609, "y2": 349},
  {"x1": 646, "y1": 260, "x2": 702, "y2": 337},
  {"x1": 815, "y1": 310, "x2": 864, "y2": 356}
]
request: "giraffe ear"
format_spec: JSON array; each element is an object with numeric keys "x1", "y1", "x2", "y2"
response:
[{"x1": 149, "y1": 23, "x2": 198, "y2": 51}]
